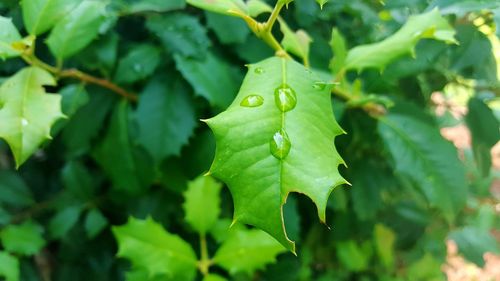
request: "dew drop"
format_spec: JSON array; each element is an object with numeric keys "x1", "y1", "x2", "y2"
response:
[
  {"x1": 274, "y1": 84, "x2": 297, "y2": 112},
  {"x1": 254, "y1": 67, "x2": 265, "y2": 74},
  {"x1": 270, "y1": 129, "x2": 291, "y2": 160},
  {"x1": 312, "y1": 81, "x2": 327, "y2": 90},
  {"x1": 240, "y1": 95, "x2": 264, "y2": 107},
  {"x1": 21, "y1": 118, "x2": 28, "y2": 126}
]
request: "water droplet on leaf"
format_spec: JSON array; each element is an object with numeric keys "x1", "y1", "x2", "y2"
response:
[
  {"x1": 240, "y1": 95, "x2": 264, "y2": 107},
  {"x1": 274, "y1": 85, "x2": 297, "y2": 112},
  {"x1": 21, "y1": 118, "x2": 28, "y2": 126},
  {"x1": 313, "y1": 81, "x2": 327, "y2": 90},
  {"x1": 254, "y1": 67, "x2": 265, "y2": 74},
  {"x1": 270, "y1": 129, "x2": 291, "y2": 159}
]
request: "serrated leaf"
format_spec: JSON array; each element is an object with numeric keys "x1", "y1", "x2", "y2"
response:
[
  {"x1": 345, "y1": 9, "x2": 457, "y2": 71},
  {"x1": 378, "y1": 107, "x2": 467, "y2": 222},
  {"x1": 114, "y1": 44, "x2": 161, "y2": 85},
  {"x1": 213, "y1": 226, "x2": 286, "y2": 275},
  {"x1": 0, "y1": 251, "x2": 19, "y2": 281},
  {"x1": 0, "y1": 171, "x2": 33, "y2": 207},
  {"x1": 112, "y1": 217, "x2": 198, "y2": 281},
  {"x1": 183, "y1": 175, "x2": 222, "y2": 234},
  {"x1": 135, "y1": 75, "x2": 196, "y2": 164},
  {"x1": 46, "y1": 1, "x2": 108, "y2": 59},
  {"x1": 374, "y1": 224, "x2": 395, "y2": 269},
  {"x1": 0, "y1": 67, "x2": 64, "y2": 168},
  {"x1": 449, "y1": 226, "x2": 500, "y2": 266},
  {"x1": 280, "y1": 22, "x2": 312, "y2": 64},
  {"x1": 329, "y1": 28, "x2": 347, "y2": 75},
  {"x1": 174, "y1": 52, "x2": 240, "y2": 109},
  {"x1": 60, "y1": 84, "x2": 89, "y2": 117},
  {"x1": 465, "y1": 98, "x2": 500, "y2": 177},
  {"x1": 21, "y1": 0, "x2": 80, "y2": 35},
  {"x1": 93, "y1": 101, "x2": 154, "y2": 194},
  {"x1": 84, "y1": 208, "x2": 108, "y2": 239},
  {"x1": 0, "y1": 220, "x2": 45, "y2": 256},
  {"x1": 49, "y1": 205, "x2": 82, "y2": 239},
  {"x1": 0, "y1": 16, "x2": 21, "y2": 60},
  {"x1": 205, "y1": 57, "x2": 346, "y2": 251},
  {"x1": 186, "y1": 0, "x2": 247, "y2": 16},
  {"x1": 146, "y1": 13, "x2": 210, "y2": 59}
]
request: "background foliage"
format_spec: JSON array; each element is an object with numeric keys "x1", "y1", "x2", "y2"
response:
[{"x1": 0, "y1": 0, "x2": 499, "y2": 280}]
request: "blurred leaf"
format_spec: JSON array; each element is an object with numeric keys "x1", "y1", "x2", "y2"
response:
[
  {"x1": 465, "y1": 98, "x2": 500, "y2": 177},
  {"x1": 186, "y1": 0, "x2": 247, "y2": 16},
  {"x1": 147, "y1": 13, "x2": 210, "y2": 59},
  {"x1": 174, "y1": 52, "x2": 239, "y2": 109},
  {"x1": 336, "y1": 240, "x2": 371, "y2": 272},
  {"x1": 213, "y1": 226, "x2": 286, "y2": 275},
  {"x1": 84, "y1": 208, "x2": 108, "y2": 239},
  {"x1": 0, "y1": 67, "x2": 64, "y2": 168},
  {"x1": 0, "y1": 220, "x2": 45, "y2": 256},
  {"x1": 206, "y1": 12, "x2": 250, "y2": 44},
  {"x1": 329, "y1": 28, "x2": 347, "y2": 75},
  {"x1": 47, "y1": 1, "x2": 108, "y2": 59},
  {"x1": 114, "y1": 44, "x2": 161, "y2": 85},
  {"x1": 112, "y1": 217, "x2": 198, "y2": 281},
  {"x1": 280, "y1": 23, "x2": 312, "y2": 64},
  {"x1": 49, "y1": 205, "x2": 82, "y2": 239},
  {"x1": 0, "y1": 16, "x2": 21, "y2": 59},
  {"x1": 183, "y1": 175, "x2": 222, "y2": 234},
  {"x1": 60, "y1": 84, "x2": 89, "y2": 117},
  {"x1": 407, "y1": 253, "x2": 443, "y2": 281},
  {"x1": 345, "y1": 9, "x2": 456, "y2": 71},
  {"x1": 449, "y1": 226, "x2": 500, "y2": 266},
  {"x1": 135, "y1": 75, "x2": 197, "y2": 164},
  {"x1": 21, "y1": 0, "x2": 79, "y2": 35},
  {"x1": 75, "y1": 33, "x2": 119, "y2": 76},
  {"x1": 374, "y1": 224, "x2": 395, "y2": 269},
  {"x1": 203, "y1": 274, "x2": 227, "y2": 281},
  {"x1": 350, "y1": 161, "x2": 387, "y2": 220},
  {"x1": 378, "y1": 106, "x2": 467, "y2": 222},
  {"x1": 0, "y1": 251, "x2": 19, "y2": 281},
  {"x1": 0, "y1": 171, "x2": 33, "y2": 207},
  {"x1": 124, "y1": 0, "x2": 185, "y2": 13}
]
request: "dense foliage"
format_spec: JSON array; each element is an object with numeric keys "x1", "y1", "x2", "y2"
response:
[{"x1": 0, "y1": 0, "x2": 499, "y2": 280}]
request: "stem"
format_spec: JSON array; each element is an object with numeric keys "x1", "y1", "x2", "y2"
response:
[
  {"x1": 332, "y1": 87, "x2": 386, "y2": 116},
  {"x1": 264, "y1": 2, "x2": 285, "y2": 32},
  {"x1": 198, "y1": 234, "x2": 211, "y2": 276}
]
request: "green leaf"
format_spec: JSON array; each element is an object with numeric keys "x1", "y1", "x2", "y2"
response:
[
  {"x1": 186, "y1": 0, "x2": 247, "y2": 16},
  {"x1": 465, "y1": 98, "x2": 500, "y2": 177},
  {"x1": 345, "y1": 9, "x2": 457, "y2": 71},
  {"x1": 112, "y1": 217, "x2": 198, "y2": 281},
  {"x1": 213, "y1": 226, "x2": 286, "y2": 275},
  {"x1": 449, "y1": 226, "x2": 500, "y2": 266},
  {"x1": 49, "y1": 205, "x2": 82, "y2": 239},
  {"x1": 336, "y1": 240, "x2": 371, "y2": 272},
  {"x1": 0, "y1": 16, "x2": 21, "y2": 60},
  {"x1": 146, "y1": 13, "x2": 210, "y2": 59},
  {"x1": 329, "y1": 28, "x2": 347, "y2": 75},
  {"x1": 183, "y1": 175, "x2": 222, "y2": 234},
  {"x1": 0, "y1": 67, "x2": 64, "y2": 168},
  {"x1": 0, "y1": 171, "x2": 33, "y2": 207},
  {"x1": 93, "y1": 101, "x2": 154, "y2": 194},
  {"x1": 124, "y1": 0, "x2": 185, "y2": 13},
  {"x1": 378, "y1": 107, "x2": 467, "y2": 222},
  {"x1": 21, "y1": 0, "x2": 80, "y2": 35},
  {"x1": 374, "y1": 224, "x2": 395, "y2": 269},
  {"x1": 62, "y1": 161, "x2": 95, "y2": 201},
  {"x1": 114, "y1": 44, "x2": 161, "y2": 85},
  {"x1": 203, "y1": 274, "x2": 227, "y2": 281},
  {"x1": 60, "y1": 84, "x2": 89, "y2": 117},
  {"x1": 0, "y1": 251, "x2": 19, "y2": 281},
  {"x1": 135, "y1": 75, "x2": 197, "y2": 164},
  {"x1": 84, "y1": 208, "x2": 108, "y2": 239},
  {"x1": 47, "y1": 1, "x2": 108, "y2": 59},
  {"x1": 316, "y1": 0, "x2": 328, "y2": 9},
  {"x1": 174, "y1": 52, "x2": 240, "y2": 109},
  {"x1": 206, "y1": 12, "x2": 250, "y2": 44},
  {"x1": 205, "y1": 57, "x2": 346, "y2": 251},
  {"x1": 407, "y1": 253, "x2": 443, "y2": 281},
  {"x1": 280, "y1": 22, "x2": 312, "y2": 64},
  {"x1": 0, "y1": 220, "x2": 46, "y2": 256}
]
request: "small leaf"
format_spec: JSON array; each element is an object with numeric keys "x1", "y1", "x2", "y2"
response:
[
  {"x1": 0, "y1": 251, "x2": 19, "y2": 281},
  {"x1": 49, "y1": 205, "x2": 82, "y2": 239},
  {"x1": 345, "y1": 9, "x2": 457, "y2": 71},
  {"x1": 329, "y1": 28, "x2": 347, "y2": 75},
  {"x1": 0, "y1": 171, "x2": 34, "y2": 207},
  {"x1": 316, "y1": 0, "x2": 328, "y2": 9},
  {"x1": 22, "y1": 0, "x2": 80, "y2": 35},
  {"x1": 174, "y1": 52, "x2": 240, "y2": 109},
  {"x1": 183, "y1": 175, "x2": 222, "y2": 234},
  {"x1": 114, "y1": 44, "x2": 161, "y2": 85},
  {"x1": 374, "y1": 224, "x2": 395, "y2": 269},
  {"x1": 0, "y1": 16, "x2": 21, "y2": 59},
  {"x1": 135, "y1": 75, "x2": 197, "y2": 164},
  {"x1": 186, "y1": 0, "x2": 247, "y2": 16},
  {"x1": 112, "y1": 217, "x2": 198, "y2": 281},
  {"x1": 0, "y1": 67, "x2": 64, "y2": 168},
  {"x1": 205, "y1": 57, "x2": 346, "y2": 252},
  {"x1": 0, "y1": 220, "x2": 46, "y2": 256},
  {"x1": 213, "y1": 226, "x2": 286, "y2": 275},
  {"x1": 84, "y1": 208, "x2": 108, "y2": 239},
  {"x1": 60, "y1": 84, "x2": 89, "y2": 117},
  {"x1": 47, "y1": 1, "x2": 108, "y2": 59},
  {"x1": 449, "y1": 226, "x2": 500, "y2": 266},
  {"x1": 280, "y1": 22, "x2": 312, "y2": 64}
]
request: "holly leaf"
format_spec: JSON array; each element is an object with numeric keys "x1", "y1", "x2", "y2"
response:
[
  {"x1": 114, "y1": 44, "x2": 161, "y2": 85},
  {"x1": 183, "y1": 175, "x2": 222, "y2": 234},
  {"x1": 186, "y1": 0, "x2": 248, "y2": 16},
  {"x1": 205, "y1": 57, "x2": 346, "y2": 251},
  {"x1": 112, "y1": 217, "x2": 198, "y2": 281},
  {"x1": 345, "y1": 9, "x2": 457, "y2": 71},
  {"x1": 0, "y1": 16, "x2": 21, "y2": 60},
  {"x1": 0, "y1": 220, "x2": 46, "y2": 256},
  {"x1": 378, "y1": 106, "x2": 467, "y2": 222},
  {"x1": 21, "y1": 0, "x2": 80, "y2": 35},
  {"x1": 213, "y1": 226, "x2": 286, "y2": 275},
  {"x1": 0, "y1": 67, "x2": 64, "y2": 168},
  {"x1": 46, "y1": 1, "x2": 108, "y2": 59},
  {"x1": 0, "y1": 251, "x2": 19, "y2": 281}
]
